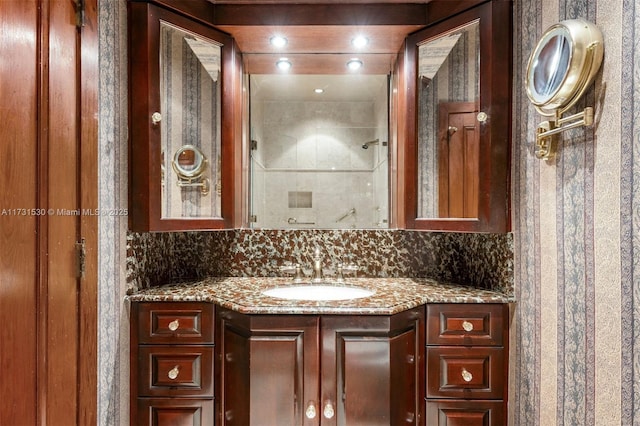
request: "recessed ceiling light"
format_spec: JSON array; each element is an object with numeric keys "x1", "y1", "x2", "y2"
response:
[
  {"x1": 276, "y1": 58, "x2": 292, "y2": 71},
  {"x1": 351, "y1": 36, "x2": 369, "y2": 48},
  {"x1": 270, "y1": 35, "x2": 287, "y2": 48},
  {"x1": 347, "y1": 59, "x2": 363, "y2": 71},
  {"x1": 314, "y1": 88, "x2": 324, "y2": 94}
]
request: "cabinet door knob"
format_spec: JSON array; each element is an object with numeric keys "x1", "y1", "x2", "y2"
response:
[
  {"x1": 151, "y1": 112, "x2": 162, "y2": 125},
  {"x1": 168, "y1": 319, "x2": 180, "y2": 331},
  {"x1": 168, "y1": 366, "x2": 180, "y2": 380},
  {"x1": 461, "y1": 368, "x2": 473, "y2": 382},
  {"x1": 323, "y1": 401, "x2": 335, "y2": 419},
  {"x1": 305, "y1": 401, "x2": 317, "y2": 419},
  {"x1": 462, "y1": 320, "x2": 474, "y2": 332}
]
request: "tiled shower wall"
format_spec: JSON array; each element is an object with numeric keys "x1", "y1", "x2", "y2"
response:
[{"x1": 250, "y1": 95, "x2": 389, "y2": 229}]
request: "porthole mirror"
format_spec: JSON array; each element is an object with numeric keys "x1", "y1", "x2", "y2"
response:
[
  {"x1": 171, "y1": 145, "x2": 210, "y2": 196},
  {"x1": 525, "y1": 19, "x2": 603, "y2": 161}
]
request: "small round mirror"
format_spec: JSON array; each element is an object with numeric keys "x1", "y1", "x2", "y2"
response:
[
  {"x1": 172, "y1": 145, "x2": 207, "y2": 179},
  {"x1": 526, "y1": 19, "x2": 603, "y2": 115}
]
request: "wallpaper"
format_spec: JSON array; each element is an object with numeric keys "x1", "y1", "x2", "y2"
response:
[{"x1": 511, "y1": 0, "x2": 636, "y2": 424}]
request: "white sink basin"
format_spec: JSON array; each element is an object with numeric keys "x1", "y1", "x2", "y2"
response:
[{"x1": 262, "y1": 284, "x2": 374, "y2": 301}]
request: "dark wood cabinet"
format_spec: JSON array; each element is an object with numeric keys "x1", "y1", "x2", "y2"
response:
[
  {"x1": 425, "y1": 304, "x2": 509, "y2": 426},
  {"x1": 217, "y1": 307, "x2": 425, "y2": 425},
  {"x1": 130, "y1": 301, "x2": 510, "y2": 426},
  {"x1": 131, "y1": 302, "x2": 216, "y2": 426},
  {"x1": 400, "y1": 0, "x2": 512, "y2": 232},
  {"x1": 128, "y1": 0, "x2": 243, "y2": 231}
]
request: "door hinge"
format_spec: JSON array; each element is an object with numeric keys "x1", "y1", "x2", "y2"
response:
[
  {"x1": 250, "y1": 140, "x2": 258, "y2": 150},
  {"x1": 249, "y1": 215, "x2": 257, "y2": 223},
  {"x1": 75, "y1": 238, "x2": 86, "y2": 279},
  {"x1": 74, "y1": 0, "x2": 85, "y2": 28}
]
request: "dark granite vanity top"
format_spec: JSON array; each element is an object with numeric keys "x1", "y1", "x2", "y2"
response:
[{"x1": 127, "y1": 277, "x2": 513, "y2": 315}]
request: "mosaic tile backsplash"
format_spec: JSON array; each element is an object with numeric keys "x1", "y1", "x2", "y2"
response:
[{"x1": 127, "y1": 229, "x2": 514, "y2": 296}]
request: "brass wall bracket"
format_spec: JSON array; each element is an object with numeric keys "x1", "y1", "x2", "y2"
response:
[{"x1": 535, "y1": 107, "x2": 594, "y2": 162}]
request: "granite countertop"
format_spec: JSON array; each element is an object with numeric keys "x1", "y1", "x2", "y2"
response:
[{"x1": 127, "y1": 277, "x2": 514, "y2": 315}]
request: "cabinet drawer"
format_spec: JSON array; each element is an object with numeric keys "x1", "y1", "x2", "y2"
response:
[
  {"x1": 427, "y1": 304, "x2": 505, "y2": 346},
  {"x1": 138, "y1": 346, "x2": 214, "y2": 397},
  {"x1": 427, "y1": 347, "x2": 504, "y2": 399},
  {"x1": 426, "y1": 400, "x2": 504, "y2": 426},
  {"x1": 136, "y1": 302, "x2": 214, "y2": 344},
  {"x1": 137, "y1": 398, "x2": 214, "y2": 426}
]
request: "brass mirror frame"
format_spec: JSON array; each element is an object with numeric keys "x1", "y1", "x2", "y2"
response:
[
  {"x1": 525, "y1": 19, "x2": 604, "y2": 162},
  {"x1": 401, "y1": 1, "x2": 512, "y2": 232},
  {"x1": 172, "y1": 145, "x2": 210, "y2": 196}
]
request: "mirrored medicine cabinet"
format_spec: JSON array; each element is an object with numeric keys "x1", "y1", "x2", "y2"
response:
[
  {"x1": 128, "y1": 1, "x2": 241, "y2": 231},
  {"x1": 127, "y1": 0, "x2": 512, "y2": 233},
  {"x1": 403, "y1": 0, "x2": 512, "y2": 232}
]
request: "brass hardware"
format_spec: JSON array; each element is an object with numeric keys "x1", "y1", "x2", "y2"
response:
[
  {"x1": 448, "y1": 126, "x2": 458, "y2": 135},
  {"x1": 168, "y1": 366, "x2": 179, "y2": 380},
  {"x1": 172, "y1": 145, "x2": 210, "y2": 195},
  {"x1": 462, "y1": 320, "x2": 474, "y2": 332},
  {"x1": 461, "y1": 368, "x2": 473, "y2": 382},
  {"x1": 406, "y1": 354, "x2": 415, "y2": 364},
  {"x1": 323, "y1": 401, "x2": 335, "y2": 419},
  {"x1": 280, "y1": 263, "x2": 306, "y2": 283},
  {"x1": 75, "y1": 238, "x2": 86, "y2": 279},
  {"x1": 305, "y1": 402, "x2": 317, "y2": 419},
  {"x1": 535, "y1": 107, "x2": 594, "y2": 162},
  {"x1": 168, "y1": 319, "x2": 179, "y2": 331},
  {"x1": 74, "y1": 0, "x2": 85, "y2": 28},
  {"x1": 151, "y1": 112, "x2": 162, "y2": 125},
  {"x1": 526, "y1": 19, "x2": 603, "y2": 162},
  {"x1": 476, "y1": 111, "x2": 488, "y2": 123}
]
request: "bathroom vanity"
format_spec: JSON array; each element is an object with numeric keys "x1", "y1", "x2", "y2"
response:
[{"x1": 129, "y1": 278, "x2": 511, "y2": 425}]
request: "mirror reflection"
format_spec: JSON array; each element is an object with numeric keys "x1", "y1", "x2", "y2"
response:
[
  {"x1": 531, "y1": 34, "x2": 570, "y2": 101},
  {"x1": 249, "y1": 74, "x2": 389, "y2": 229},
  {"x1": 159, "y1": 21, "x2": 222, "y2": 219},
  {"x1": 417, "y1": 21, "x2": 480, "y2": 219},
  {"x1": 172, "y1": 145, "x2": 210, "y2": 196}
]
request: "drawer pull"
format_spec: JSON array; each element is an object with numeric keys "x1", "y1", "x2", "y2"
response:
[
  {"x1": 167, "y1": 366, "x2": 180, "y2": 380},
  {"x1": 323, "y1": 401, "x2": 335, "y2": 419},
  {"x1": 461, "y1": 368, "x2": 473, "y2": 382},
  {"x1": 462, "y1": 320, "x2": 474, "y2": 332},
  {"x1": 168, "y1": 319, "x2": 180, "y2": 331},
  {"x1": 305, "y1": 402, "x2": 317, "y2": 419}
]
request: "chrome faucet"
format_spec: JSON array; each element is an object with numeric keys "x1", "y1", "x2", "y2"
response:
[{"x1": 311, "y1": 247, "x2": 324, "y2": 282}]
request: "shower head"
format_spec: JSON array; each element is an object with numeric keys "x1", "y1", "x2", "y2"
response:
[
  {"x1": 361, "y1": 139, "x2": 388, "y2": 149},
  {"x1": 361, "y1": 139, "x2": 379, "y2": 149}
]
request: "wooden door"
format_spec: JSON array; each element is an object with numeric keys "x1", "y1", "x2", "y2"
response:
[
  {"x1": 0, "y1": 1, "x2": 97, "y2": 425},
  {"x1": 321, "y1": 308, "x2": 425, "y2": 426},
  {"x1": 438, "y1": 102, "x2": 479, "y2": 218},
  {"x1": 218, "y1": 309, "x2": 320, "y2": 426}
]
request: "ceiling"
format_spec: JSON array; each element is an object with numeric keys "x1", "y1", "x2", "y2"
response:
[
  {"x1": 206, "y1": 1, "x2": 436, "y2": 74},
  {"x1": 250, "y1": 74, "x2": 389, "y2": 102},
  {"x1": 215, "y1": 25, "x2": 420, "y2": 74}
]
